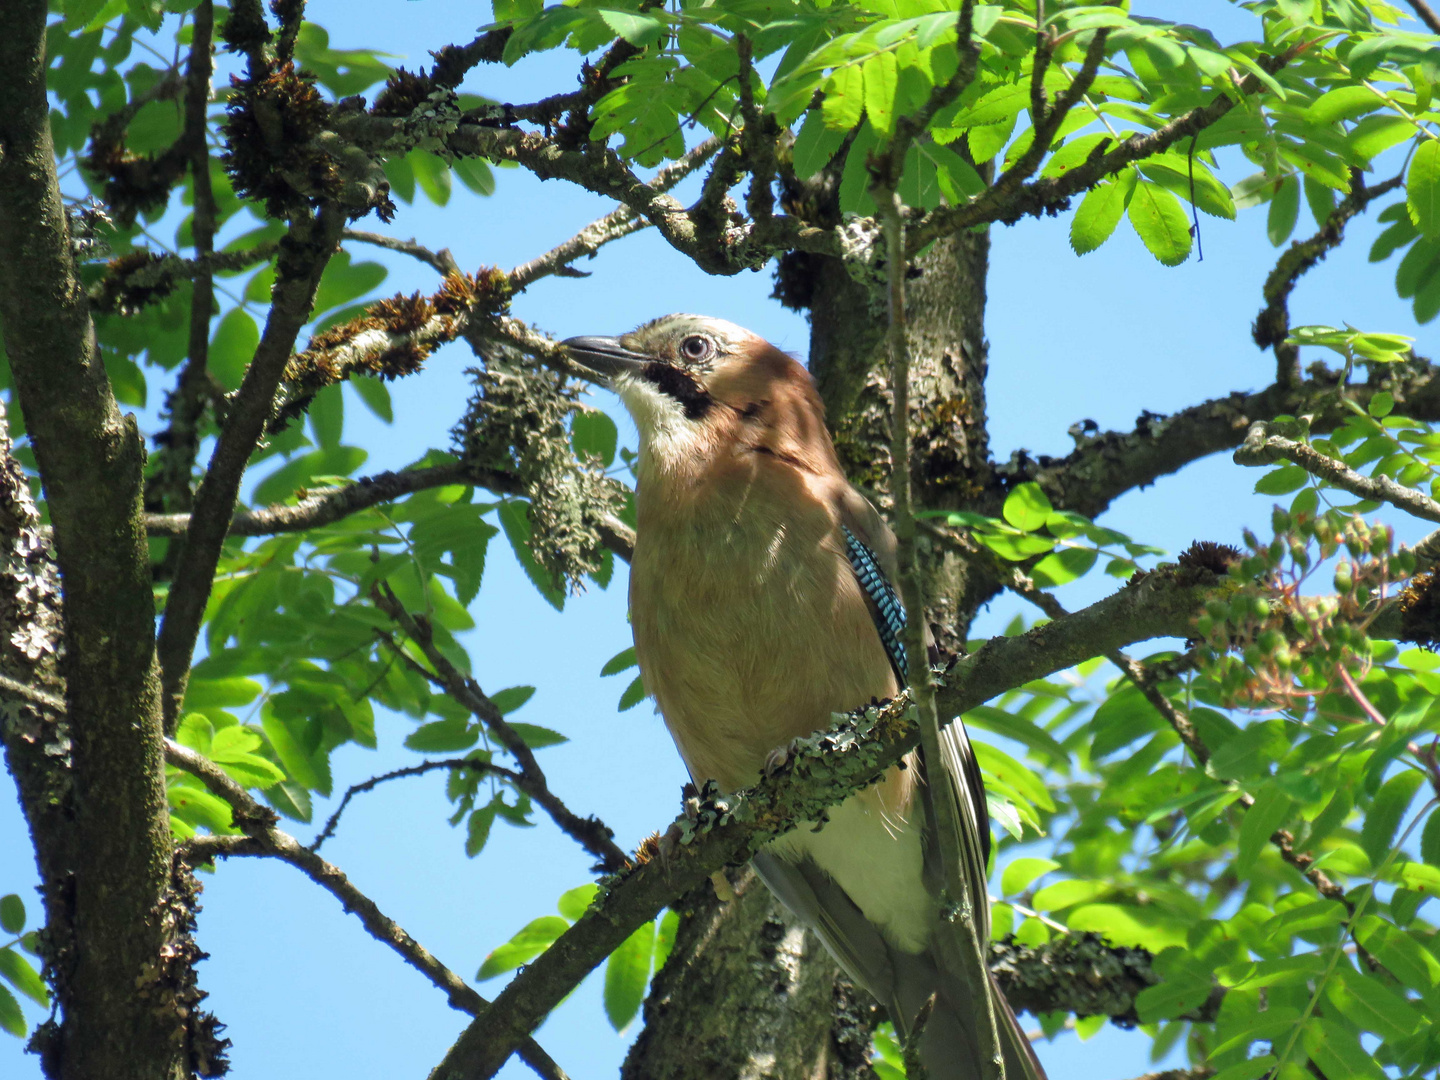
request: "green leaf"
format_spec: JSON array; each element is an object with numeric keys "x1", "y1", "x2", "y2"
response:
[
  {"x1": 1000, "y1": 857, "x2": 1059, "y2": 896},
  {"x1": 557, "y1": 884, "x2": 598, "y2": 921},
  {"x1": 618, "y1": 674, "x2": 647, "y2": 711},
  {"x1": 0, "y1": 948, "x2": 47, "y2": 1006},
  {"x1": 1066, "y1": 903, "x2": 1187, "y2": 951},
  {"x1": 265, "y1": 780, "x2": 313, "y2": 824},
  {"x1": 1254, "y1": 465, "x2": 1309, "y2": 495},
  {"x1": 0, "y1": 896, "x2": 23, "y2": 936},
  {"x1": 1421, "y1": 807, "x2": 1440, "y2": 867},
  {"x1": 1127, "y1": 181, "x2": 1192, "y2": 266},
  {"x1": 792, "y1": 110, "x2": 846, "y2": 178},
  {"x1": 604, "y1": 918, "x2": 655, "y2": 1031},
  {"x1": 1409, "y1": 139, "x2": 1440, "y2": 238},
  {"x1": 1368, "y1": 391, "x2": 1395, "y2": 418},
  {"x1": 452, "y1": 156, "x2": 495, "y2": 197},
  {"x1": 571, "y1": 409, "x2": 618, "y2": 467},
  {"x1": 209, "y1": 308, "x2": 259, "y2": 392},
  {"x1": 1301, "y1": 1017, "x2": 1387, "y2": 1080},
  {"x1": 218, "y1": 754, "x2": 287, "y2": 789},
  {"x1": 1236, "y1": 783, "x2": 1293, "y2": 876},
  {"x1": 410, "y1": 151, "x2": 452, "y2": 207},
  {"x1": 478, "y1": 915, "x2": 570, "y2": 980},
  {"x1": 1029, "y1": 546, "x2": 1097, "y2": 587},
  {"x1": 822, "y1": 63, "x2": 863, "y2": 131},
  {"x1": 1326, "y1": 965, "x2": 1424, "y2": 1041},
  {"x1": 210, "y1": 724, "x2": 262, "y2": 761},
  {"x1": 1361, "y1": 769, "x2": 1425, "y2": 867},
  {"x1": 509, "y1": 722, "x2": 568, "y2": 749},
  {"x1": 1001, "y1": 482, "x2": 1053, "y2": 532},
  {"x1": 262, "y1": 711, "x2": 326, "y2": 791},
  {"x1": 313, "y1": 253, "x2": 387, "y2": 316},
  {"x1": 1134, "y1": 969, "x2": 1211, "y2": 1023},
  {"x1": 490, "y1": 685, "x2": 535, "y2": 715},
  {"x1": 0, "y1": 982, "x2": 23, "y2": 1037},
  {"x1": 1308, "y1": 85, "x2": 1383, "y2": 124},
  {"x1": 404, "y1": 718, "x2": 478, "y2": 753},
  {"x1": 309, "y1": 383, "x2": 344, "y2": 450},
  {"x1": 1032, "y1": 878, "x2": 1110, "y2": 912},
  {"x1": 601, "y1": 646, "x2": 637, "y2": 676},
  {"x1": 862, "y1": 52, "x2": 898, "y2": 137},
  {"x1": 498, "y1": 500, "x2": 565, "y2": 611},
  {"x1": 1070, "y1": 170, "x2": 1136, "y2": 255},
  {"x1": 599, "y1": 9, "x2": 666, "y2": 47},
  {"x1": 1267, "y1": 174, "x2": 1300, "y2": 247},
  {"x1": 465, "y1": 804, "x2": 496, "y2": 858},
  {"x1": 1210, "y1": 1058, "x2": 1276, "y2": 1080}
]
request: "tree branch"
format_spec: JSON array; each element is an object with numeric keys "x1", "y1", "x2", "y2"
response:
[
  {"x1": 144, "y1": 458, "x2": 637, "y2": 558},
  {"x1": 1407, "y1": 0, "x2": 1440, "y2": 35},
  {"x1": 945, "y1": 521, "x2": 1355, "y2": 912},
  {"x1": 1234, "y1": 419, "x2": 1440, "y2": 524},
  {"x1": 91, "y1": 243, "x2": 279, "y2": 313},
  {"x1": 910, "y1": 46, "x2": 1300, "y2": 251},
  {"x1": 162, "y1": 739, "x2": 571, "y2": 1080},
  {"x1": 373, "y1": 589, "x2": 629, "y2": 872},
  {"x1": 148, "y1": 0, "x2": 220, "y2": 525},
  {"x1": 343, "y1": 229, "x2": 460, "y2": 275},
  {"x1": 1253, "y1": 172, "x2": 1406, "y2": 386},
  {"x1": 0, "y1": 4, "x2": 178, "y2": 1073},
  {"x1": 507, "y1": 139, "x2": 718, "y2": 289},
  {"x1": 156, "y1": 202, "x2": 347, "y2": 730},
  {"x1": 873, "y1": 66, "x2": 1003, "y2": 1070},
  {"x1": 1003, "y1": 358, "x2": 1440, "y2": 521},
  {"x1": 427, "y1": 565, "x2": 1223, "y2": 1079}
]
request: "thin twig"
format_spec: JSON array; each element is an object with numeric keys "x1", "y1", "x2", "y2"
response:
[
  {"x1": 372, "y1": 590, "x2": 629, "y2": 872},
  {"x1": 148, "y1": 0, "x2": 218, "y2": 528},
  {"x1": 309, "y1": 757, "x2": 513, "y2": 852},
  {"x1": 507, "y1": 137, "x2": 720, "y2": 291},
  {"x1": 156, "y1": 202, "x2": 347, "y2": 732},
  {"x1": 1406, "y1": 0, "x2": 1440, "y2": 35},
  {"x1": 162, "y1": 739, "x2": 570, "y2": 1080},
  {"x1": 1235, "y1": 421, "x2": 1440, "y2": 524},
  {"x1": 1253, "y1": 172, "x2": 1405, "y2": 386},
  {"x1": 872, "y1": 22, "x2": 1003, "y2": 1063},
  {"x1": 143, "y1": 459, "x2": 637, "y2": 559},
  {"x1": 343, "y1": 229, "x2": 460, "y2": 275}
]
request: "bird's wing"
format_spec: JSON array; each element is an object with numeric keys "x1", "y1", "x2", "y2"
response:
[
  {"x1": 836, "y1": 490, "x2": 1050, "y2": 1080},
  {"x1": 834, "y1": 487, "x2": 992, "y2": 891}
]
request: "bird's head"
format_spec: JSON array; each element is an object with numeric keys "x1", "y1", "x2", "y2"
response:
[{"x1": 562, "y1": 314, "x2": 837, "y2": 481}]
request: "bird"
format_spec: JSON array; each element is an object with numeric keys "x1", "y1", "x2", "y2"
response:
[{"x1": 562, "y1": 314, "x2": 1044, "y2": 1080}]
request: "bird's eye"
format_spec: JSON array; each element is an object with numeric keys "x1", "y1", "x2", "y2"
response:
[{"x1": 679, "y1": 335, "x2": 715, "y2": 363}]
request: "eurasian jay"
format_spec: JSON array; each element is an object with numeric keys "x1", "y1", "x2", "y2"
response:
[{"x1": 563, "y1": 315, "x2": 1044, "y2": 1080}]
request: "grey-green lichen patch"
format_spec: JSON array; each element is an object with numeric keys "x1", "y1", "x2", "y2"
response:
[{"x1": 453, "y1": 352, "x2": 628, "y2": 593}]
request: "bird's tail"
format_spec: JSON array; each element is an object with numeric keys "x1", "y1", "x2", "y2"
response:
[{"x1": 889, "y1": 954, "x2": 1046, "y2": 1080}]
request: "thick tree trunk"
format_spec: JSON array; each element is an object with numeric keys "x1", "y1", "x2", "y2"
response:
[
  {"x1": 623, "y1": 226, "x2": 996, "y2": 1078},
  {"x1": 0, "y1": 6, "x2": 207, "y2": 1078},
  {"x1": 621, "y1": 869, "x2": 878, "y2": 1080}
]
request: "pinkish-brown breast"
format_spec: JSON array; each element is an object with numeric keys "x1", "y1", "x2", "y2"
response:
[{"x1": 629, "y1": 449, "x2": 900, "y2": 793}]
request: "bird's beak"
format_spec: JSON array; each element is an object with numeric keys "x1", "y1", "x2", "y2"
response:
[{"x1": 561, "y1": 335, "x2": 648, "y2": 384}]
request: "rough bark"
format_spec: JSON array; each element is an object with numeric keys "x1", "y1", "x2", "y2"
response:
[
  {"x1": 622, "y1": 869, "x2": 879, "y2": 1080},
  {"x1": 0, "y1": 5, "x2": 188, "y2": 1077}
]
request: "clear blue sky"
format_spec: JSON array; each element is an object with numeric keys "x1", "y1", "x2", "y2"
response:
[{"x1": 2, "y1": 2, "x2": 1431, "y2": 1078}]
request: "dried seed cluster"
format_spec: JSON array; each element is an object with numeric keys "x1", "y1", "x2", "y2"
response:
[{"x1": 221, "y1": 62, "x2": 335, "y2": 218}]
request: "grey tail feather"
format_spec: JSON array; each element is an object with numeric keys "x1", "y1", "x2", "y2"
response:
[{"x1": 889, "y1": 954, "x2": 1046, "y2": 1080}]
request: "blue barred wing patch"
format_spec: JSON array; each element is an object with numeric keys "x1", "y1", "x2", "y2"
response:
[{"x1": 842, "y1": 526, "x2": 908, "y2": 682}]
